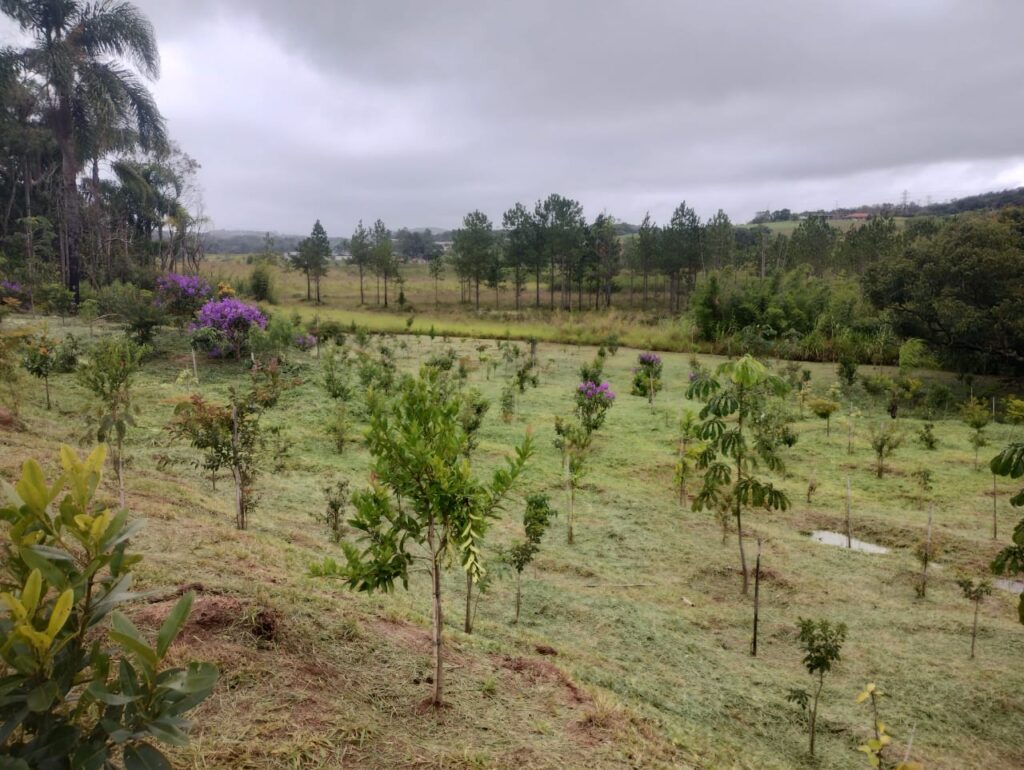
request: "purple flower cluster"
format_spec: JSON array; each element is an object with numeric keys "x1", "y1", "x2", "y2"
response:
[
  {"x1": 576, "y1": 380, "x2": 616, "y2": 401},
  {"x1": 0, "y1": 279, "x2": 25, "y2": 296},
  {"x1": 638, "y1": 351, "x2": 662, "y2": 366},
  {"x1": 294, "y1": 333, "x2": 317, "y2": 351},
  {"x1": 192, "y1": 297, "x2": 267, "y2": 358},
  {"x1": 155, "y1": 273, "x2": 212, "y2": 317}
]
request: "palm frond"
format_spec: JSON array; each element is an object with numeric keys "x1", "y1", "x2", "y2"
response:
[{"x1": 77, "y1": 0, "x2": 159, "y2": 78}]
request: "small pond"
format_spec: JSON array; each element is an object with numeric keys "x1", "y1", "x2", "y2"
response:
[{"x1": 809, "y1": 530, "x2": 889, "y2": 555}]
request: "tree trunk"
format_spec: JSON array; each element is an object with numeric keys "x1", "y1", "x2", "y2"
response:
[
  {"x1": 464, "y1": 572, "x2": 474, "y2": 634},
  {"x1": 970, "y1": 599, "x2": 979, "y2": 659},
  {"x1": 751, "y1": 542, "x2": 761, "y2": 656},
  {"x1": 514, "y1": 571, "x2": 522, "y2": 624},
  {"x1": 736, "y1": 501, "x2": 748, "y2": 594},
  {"x1": 993, "y1": 474, "x2": 998, "y2": 539},
  {"x1": 810, "y1": 673, "x2": 824, "y2": 756},
  {"x1": 427, "y1": 522, "x2": 444, "y2": 706},
  {"x1": 359, "y1": 266, "x2": 365, "y2": 304},
  {"x1": 116, "y1": 437, "x2": 125, "y2": 509},
  {"x1": 306, "y1": 272, "x2": 311, "y2": 301},
  {"x1": 845, "y1": 478, "x2": 852, "y2": 548},
  {"x1": 59, "y1": 128, "x2": 82, "y2": 306},
  {"x1": 231, "y1": 405, "x2": 245, "y2": 530},
  {"x1": 43, "y1": 377, "x2": 50, "y2": 410}
]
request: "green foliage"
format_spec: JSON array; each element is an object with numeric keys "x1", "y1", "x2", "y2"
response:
[
  {"x1": 807, "y1": 397, "x2": 839, "y2": 436},
  {"x1": 789, "y1": 618, "x2": 847, "y2": 757},
  {"x1": 248, "y1": 313, "x2": 295, "y2": 364},
  {"x1": 458, "y1": 388, "x2": 490, "y2": 457},
  {"x1": 166, "y1": 367, "x2": 284, "y2": 529},
  {"x1": 312, "y1": 479, "x2": 350, "y2": 543},
  {"x1": 917, "y1": 422, "x2": 938, "y2": 450},
  {"x1": 249, "y1": 263, "x2": 276, "y2": 303},
  {"x1": 868, "y1": 421, "x2": 903, "y2": 478},
  {"x1": 77, "y1": 336, "x2": 146, "y2": 504},
  {"x1": 315, "y1": 368, "x2": 532, "y2": 705},
  {"x1": 687, "y1": 354, "x2": 791, "y2": 592},
  {"x1": 0, "y1": 445, "x2": 216, "y2": 768},
  {"x1": 499, "y1": 383, "x2": 516, "y2": 423},
  {"x1": 326, "y1": 405, "x2": 352, "y2": 454},
  {"x1": 960, "y1": 397, "x2": 991, "y2": 470},
  {"x1": 321, "y1": 347, "x2": 353, "y2": 401},
  {"x1": 837, "y1": 356, "x2": 859, "y2": 387},
  {"x1": 21, "y1": 333, "x2": 78, "y2": 409},
  {"x1": 578, "y1": 350, "x2": 606, "y2": 383},
  {"x1": 990, "y1": 442, "x2": 1024, "y2": 624},
  {"x1": 504, "y1": 494, "x2": 557, "y2": 622},
  {"x1": 855, "y1": 683, "x2": 923, "y2": 770}
]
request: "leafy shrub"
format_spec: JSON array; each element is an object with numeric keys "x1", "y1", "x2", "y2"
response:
[
  {"x1": 574, "y1": 380, "x2": 616, "y2": 435},
  {"x1": 836, "y1": 356, "x2": 858, "y2": 387},
  {"x1": 154, "y1": 272, "x2": 212, "y2": 322},
  {"x1": 313, "y1": 479, "x2": 350, "y2": 542},
  {"x1": 191, "y1": 297, "x2": 267, "y2": 359},
  {"x1": 917, "y1": 422, "x2": 938, "y2": 450},
  {"x1": 578, "y1": 350, "x2": 606, "y2": 383},
  {"x1": 21, "y1": 333, "x2": 79, "y2": 409},
  {"x1": 0, "y1": 445, "x2": 216, "y2": 767},
  {"x1": 631, "y1": 351, "x2": 663, "y2": 402},
  {"x1": 249, "y1": 264, "x2": 276, "y2": 303},
  {"x1": 326, "y1": 405, "x2": 352, "y2": 454},
  {"x1": 322, "y1": 348, "x2": 353, "y2": 401}
]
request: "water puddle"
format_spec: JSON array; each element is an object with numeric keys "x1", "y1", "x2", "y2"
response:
[
  {"x1": 994, "y1": 579, "x2": 1024, "y2": 595},
  {"x1": 809, "y1": 530, "x2": 889, "y2": 554}
]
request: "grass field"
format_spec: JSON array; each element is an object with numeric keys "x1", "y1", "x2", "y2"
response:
[{"x1": 2, "y1": 313, "x2": 1023, "y2": 769}]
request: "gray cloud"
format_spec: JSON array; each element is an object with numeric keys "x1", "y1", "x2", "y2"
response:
[{"x1": 125, "y1": 0, "x2": 1024, "y2": 232}]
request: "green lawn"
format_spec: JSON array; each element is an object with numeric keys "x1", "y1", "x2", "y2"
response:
[{"x1": 2, "y1": 314, "x2": 1022, "y2": 769}]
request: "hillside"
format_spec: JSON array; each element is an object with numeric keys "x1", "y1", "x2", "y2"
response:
[{"x1": 3, "y1": 314, "x2": 1023, "y2": 768}]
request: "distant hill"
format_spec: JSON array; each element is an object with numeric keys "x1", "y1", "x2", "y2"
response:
[{"x1": 750, "y1": 186, "x2": 1024, "y2": 225}]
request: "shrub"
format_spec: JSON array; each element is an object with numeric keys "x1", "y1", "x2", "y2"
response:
[
  {"x1": 247, "y1": 313, "x2": 296, "y2": 363},
  {"x1": 322, "y1": 349, "x2": 353, "y2": 400},
  {"x1": 191, "y1": 297, "x2": 267, "y2": 359},
  {"x1": 21, "y1": 333, "x2": 79, "y2": 409},
  {"x1": 154, "y1": 272, "x2": 212, "y2": 322},
  {"x1": 0, "y1": 445, "x2": 216, "y2": 767},
  {"x1": 574, "y1": 380, "x2": 616, "y2": 435},
  {"x1": 579, "y1": 350, "x2": 606, "y2": 383},
  {"x1": 77, "y1": 335, "x2": 146, "y2": 506},
  {"x1": 837, "y1": 356, "x2": 858, "y2": 387},
  {"x1": 868, "y1": 421, "x2": 903, "y2": 478},
  {"x1": 326, "y1": 405, "x2": 352, "y2": 454},
  {"x1": 314, "y1": 479, "x2": 350, "y2": 542},
  {"x1": 917, "y1": 422, "x2": 938, "y2": 450},
  {"x1": 631, "y1": 351, "x2": 663, "y2": 403},
  {"x1": 787, "y1": 618, "x2": 846, "y2": 757},
  {"x1": 807, "y1": 397, "x2": 839, "y2": 436},
  {"x1": 249, "y1": 263, "x2": 276, "y2": 303}
]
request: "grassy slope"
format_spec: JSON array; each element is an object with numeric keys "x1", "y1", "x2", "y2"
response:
[{"x1": 3, "y1": 315, "x2": 1023, "y2": 769}]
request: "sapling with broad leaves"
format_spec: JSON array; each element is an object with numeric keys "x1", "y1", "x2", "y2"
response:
[
  {"x1": 313, "y1": 368, "x2": 532, "y2": 707},
  {"x1": 313, "y1": 479, "x2": 350, "y2": 543},
  {"x1": 0, "y1": 445, "x2": 217, "y2": 768},
  {"x1": 956, "y1": 576, "x2": 993, "y2": 659},
  {"x1": 77, "y1": 335, "x2": 145, "y2": 507},
  {"x1": 990, "y1": 441, "x2": 1024, "y2": 620},
  {"x1": 554, "y1": 417, "x2": 590, "y2": 545},
  {"x1": 504, "y1": 494, "x2": 557, "y2": 623},
  {"x1": 631, "y1": 351, "x2": 663, "y2": 405},
  {"x1": 787, "y1": 618, "x2": 846, "y2": 758},
  {"x1": 688, "y1": 354, "x2": 791, "y2": 594},
  {"x1": 855, "y1": 683, "x2": 923, "y2": 770}
]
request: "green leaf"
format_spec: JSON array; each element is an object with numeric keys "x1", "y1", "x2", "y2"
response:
[
  {"x1": 110, "y1": 612, "x2": 158, "y2": 667},
  {"x1": 123, "y1": 743, "x2": 173, "y2": 770},
  {"x1": 86, "y1": 681, "x2": 140, "y2": 706},
  {"x1": 156, "y1": 593, "x2": 193, "y2": 659},
  {"x1": 26, "y1": 681, "x2": 58, "y2": 712}
]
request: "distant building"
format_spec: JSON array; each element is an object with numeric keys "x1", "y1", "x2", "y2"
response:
[{"x1": 837, "y1": 212, "x2": 871, "y2": 221}]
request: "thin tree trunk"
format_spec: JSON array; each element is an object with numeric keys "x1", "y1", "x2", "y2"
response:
[
  {"x1": 116, "y1": 437, "x2": 125, "y2": 509},
  {"x1": 59, "y1": 129, "x2": 82, "y2": 306},
  {"x1": 43, "y1": 377, "x2": 50, "y2": 410},
  {"x1": 810, "y1": 673, "x2": 824, "y2": 756},
  {"x1": 970, "y1": 599, "x2": 979, "y2": 659},
  {"x1": 993, "y1": 474, "x2": 998, "y2": 540},
  {"x1": 751, "y1": 540, "x2": 761, "y2": 656},
  {"x1": 514, "y1": 571, "x2": 522, "y2": 623},
  {"x1": 464, "y1": 572, "x2": 474, "y2": 634},
  {"x1": 427, "y1": 522, "x2": 444, "y2": 706},
  {"x1": 231, "y1": 405, "x2": 244, "y2": 530},
  {"x1": 736, "y1": 501, "x2": 748, "y2": 594},
  {"x1": 359, "y1": 266, "x2": 365, "y2": 304},
  {"x1": 845, "y1": 478, "x2": 852, "y2": 548}
]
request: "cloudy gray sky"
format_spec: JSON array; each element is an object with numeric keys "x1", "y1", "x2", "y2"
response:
[{"x1": 65, "y1": 1, "x2": 1024, "y2": 232}]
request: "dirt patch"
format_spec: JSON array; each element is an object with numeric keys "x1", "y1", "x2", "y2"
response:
[
  {"x1": 501, "y1": 655, "x2": 587, "y2": 704},
  {"x1": 134, "y1": 590, "x2": 280, "y2": 644},
  {"x1": 0, "y1": 408, "x2": 25, "y2": 432},
  {"x1": 369, "y1": 617, "x2": 433, "y2": 655}
]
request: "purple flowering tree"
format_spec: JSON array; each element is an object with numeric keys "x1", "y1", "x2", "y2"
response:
[
  {"x1": 155, "y1": 273, "x2": 212, "y2": 323},
  {"x1": 575, "y1": 380, "x2": 616, "y2": 435},
  {"x1": 192, "y1": 298, "x2": 267, "y2": 360},
  {"x1": 631, "y1": 351, "x2": 663, "y2": 405}
]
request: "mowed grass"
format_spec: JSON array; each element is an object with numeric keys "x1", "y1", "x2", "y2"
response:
[{"x1": 2, "y1": 314, "x2": 1023, "y2": 769}]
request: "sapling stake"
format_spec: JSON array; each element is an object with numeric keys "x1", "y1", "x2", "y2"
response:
[
  {"x1": 992, "y1": 474, "x2": 998, "y2": 540},
  {"x1": 845, "y1": 477, "x2": 852, "y2": 549}
]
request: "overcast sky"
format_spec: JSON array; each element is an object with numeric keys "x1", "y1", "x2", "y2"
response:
[{"x1": 22, "y1": 0, "x2": 1024, "y2": 233}]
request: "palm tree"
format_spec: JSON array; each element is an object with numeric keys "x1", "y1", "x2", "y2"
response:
[{"x1": 2, "y1": 0, "x2": 166, "y2": 304}]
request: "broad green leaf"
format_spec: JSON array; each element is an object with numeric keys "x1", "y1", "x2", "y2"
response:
[
  {"x1": 45, "y1": 589, "x2": 74, "y2": 639},
  {"x1": 110, "y1": 612, "x2": 158, "y2": 667},
  {"x1": 26, "y1": 681, "x2": 58, "y2": 712},
  {"x1": 156, "y1": 593, "x2": 193, "y2": 659},
  {"x1": 20, "y1": 570, "x2": 42, "y2": 617},
  {"x1": 123, "y1": 743, "x2": 173, "y2": 770}
]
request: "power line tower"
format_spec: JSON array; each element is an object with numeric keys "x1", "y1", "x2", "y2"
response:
[{"x1": 900, "y1": 189, "x2": 909, "y2": 213}]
